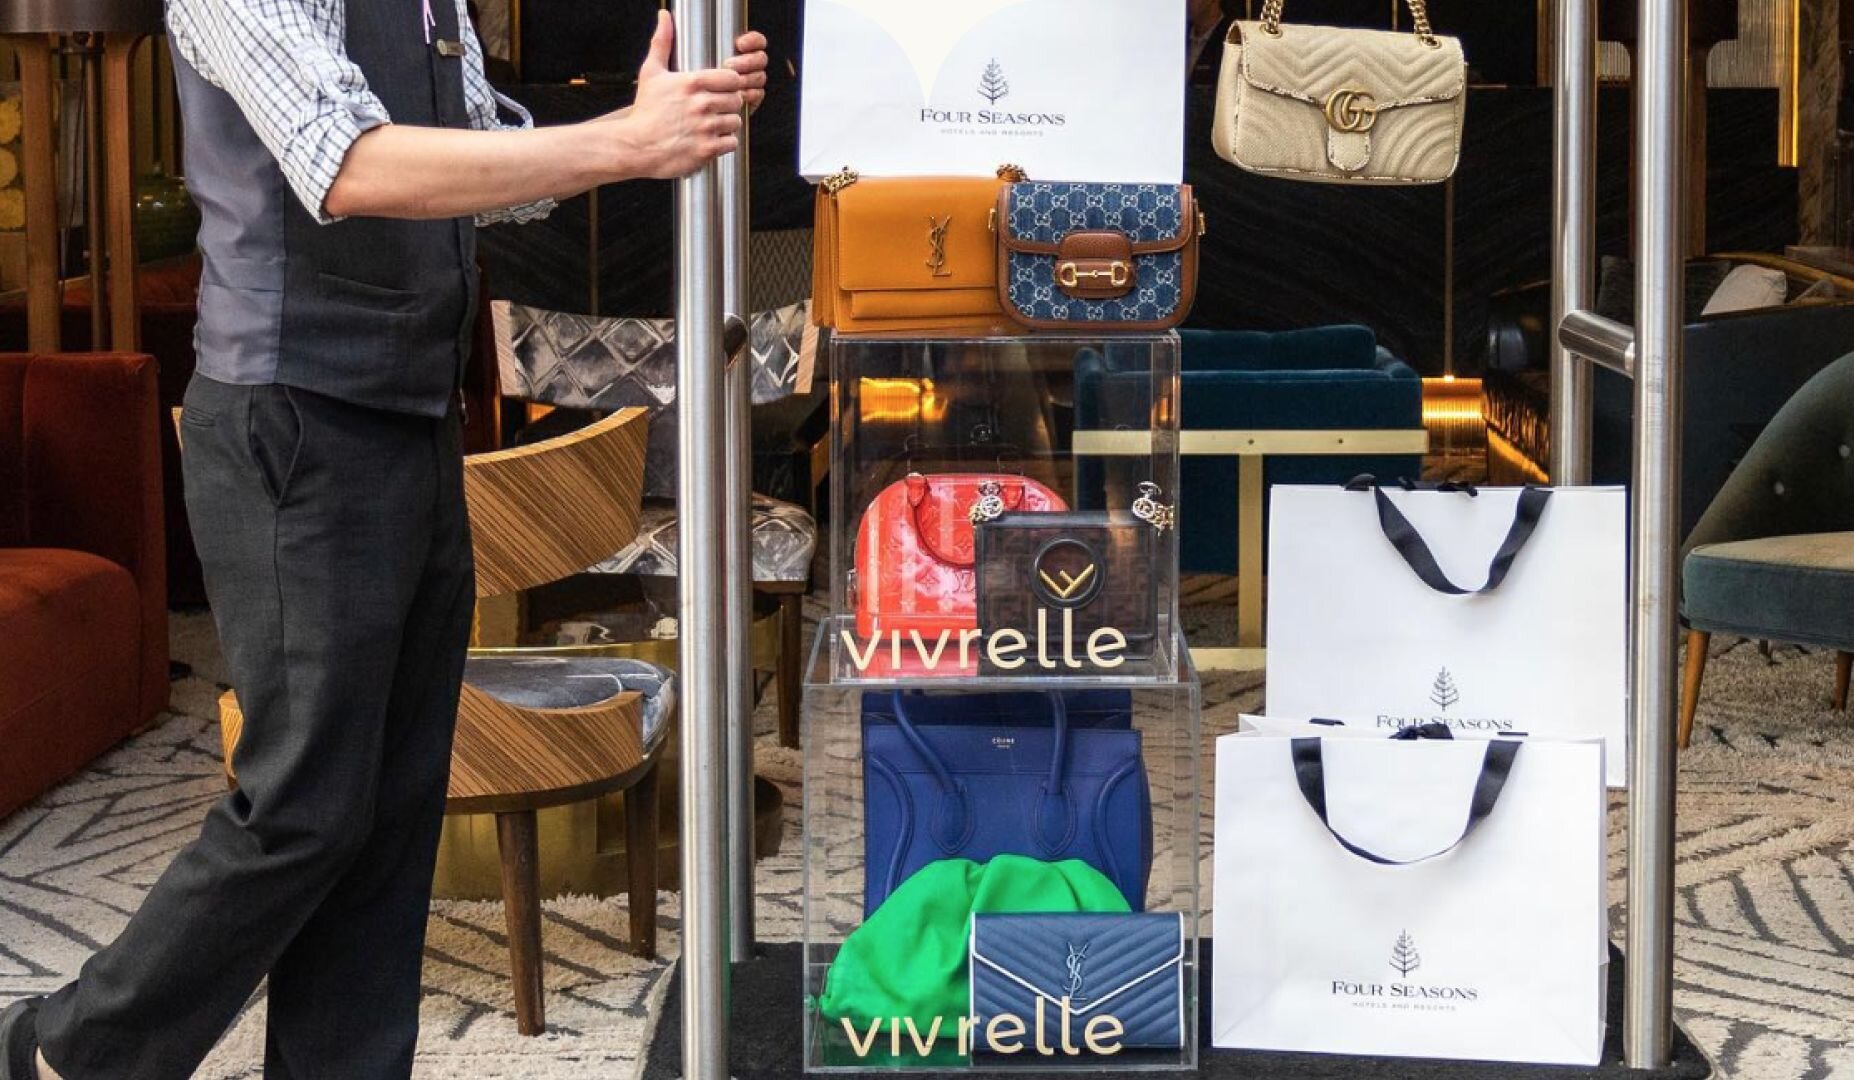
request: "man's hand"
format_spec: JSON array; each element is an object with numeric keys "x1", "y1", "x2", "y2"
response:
[
  {"x1": 728, "y1": 30, "x2": 770, "y2": 113},
  {"x1": 616, "y1": 10, "x2": 747, "y2": 179}
]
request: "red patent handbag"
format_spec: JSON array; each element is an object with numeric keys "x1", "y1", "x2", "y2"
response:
[{"x1": 853, "y1": 472, "x2": 1067, "y2": 639}]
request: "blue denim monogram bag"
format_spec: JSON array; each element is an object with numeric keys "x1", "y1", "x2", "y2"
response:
[{"x1": 995, "y1": 182, "x2": 1202, "y2": 331}]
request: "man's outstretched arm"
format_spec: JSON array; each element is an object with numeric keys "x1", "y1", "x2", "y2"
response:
[
  {"x1": 171, "y1": 0, "x2": 766, "y2": 223},
  {"x1": 326, "y1": 13, "x2": 769, "y2": 220}
]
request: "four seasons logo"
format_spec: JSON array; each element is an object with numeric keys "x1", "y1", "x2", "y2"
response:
[
  {"x1": 1389, "y1": 930, "x2": 1421, "y2": 977},
  {"x1": 979, "y1": 59, "x2": 1011, "y2": 104},
  {"x1": 1429, "y1": 667, "x2": 1460, "y2": 711}
]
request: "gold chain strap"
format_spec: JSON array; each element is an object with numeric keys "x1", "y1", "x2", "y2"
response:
[{"x1": 1261, "y1": 0, "x2": 1438, "y2": 46}]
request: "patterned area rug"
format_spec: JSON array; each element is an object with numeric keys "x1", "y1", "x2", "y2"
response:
[{"x1": 1, "y1": 614, "x2": 1850, "y2": 1078}]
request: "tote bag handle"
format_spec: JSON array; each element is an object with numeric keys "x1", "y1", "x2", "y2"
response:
[
  {"x1": 1289, "y1": 736, "x2": 1520, "y2": 865},
  {"x1": 1346, "y1": 477, "x2": 1552, "y2": 596},
  {"x1": 889, "y1": 690, "x2": 1075, "y2": 853}
]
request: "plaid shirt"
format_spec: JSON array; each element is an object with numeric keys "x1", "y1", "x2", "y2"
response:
[{"x1": 168, "y1": 0, "x2": 554, "y2": 226}]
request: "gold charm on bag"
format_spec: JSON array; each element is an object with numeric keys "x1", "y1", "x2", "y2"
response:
[
  {"x1": 969, "y1": 479, "x2": 1007, "y2": 524},
  {"x1": 1132, "y1": 482, "x2": 1175, "y2": 532},
  {"x1": 821, "y1": 167, "x2": 860, "y2": 194}
]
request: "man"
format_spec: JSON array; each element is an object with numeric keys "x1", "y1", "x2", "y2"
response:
[{"x1": 0, "y1": 3, "x2": 765, "y2": 1078}]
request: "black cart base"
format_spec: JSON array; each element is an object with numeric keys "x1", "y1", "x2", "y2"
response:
[{"x1": 643, "y1": 942, "x2": 1711, "y2": 1079}]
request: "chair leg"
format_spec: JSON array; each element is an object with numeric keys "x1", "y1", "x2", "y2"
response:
[
  {"x1": 1679, "y1": 630, "x2": 1710, "y2": 751},
  {"x1": 495, "y1": 809, "x2": 546, "y2": 1036},
  {"x1": 1835, "y1": 651, "x2": 1851, "y2": 713},
  {"x1": 625, "y1": 761, "x2": 661, "y2": 960},
  {"x1": 777, "y1": 590, "x2": 804, "y2": 749}
]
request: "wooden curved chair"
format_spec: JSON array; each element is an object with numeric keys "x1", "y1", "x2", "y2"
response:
[{"x1": 218, "y1": 406, "x2": 664, "y2": 1036}]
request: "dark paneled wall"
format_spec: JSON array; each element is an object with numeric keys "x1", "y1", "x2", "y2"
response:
[{"x1": 485, "y1": 4, "x2": 1796, "y2": 374}]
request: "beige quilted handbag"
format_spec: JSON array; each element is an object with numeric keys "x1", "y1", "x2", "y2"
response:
[{"x1": 1212, "y1": 0, "x2": 1466, "y2": 185}]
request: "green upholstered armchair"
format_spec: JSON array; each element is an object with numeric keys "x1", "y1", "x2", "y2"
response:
[{"x1": 1679, "y1": 352, "x2": 1854, "y2": 748}]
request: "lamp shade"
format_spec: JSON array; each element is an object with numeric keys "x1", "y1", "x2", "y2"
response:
[{"x1": 0, "y1": 0, "x2": 163, "y2": 34}]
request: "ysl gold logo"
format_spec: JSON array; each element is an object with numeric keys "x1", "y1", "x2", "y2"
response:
[
  {"x1": 1037, "y1": 563, "x2": 1097, "y2": 600},
  {"x1": 926, "y1": 216, "x2": 953, "y2": 278},
  {"x1": 1323, "y1": 87, "x2": 1379, "y2": 133}
]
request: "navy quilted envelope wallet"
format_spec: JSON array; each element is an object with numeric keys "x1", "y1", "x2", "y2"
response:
[{"x1": 969, "y1": 912, "x2": 1186, "y2": 1053}]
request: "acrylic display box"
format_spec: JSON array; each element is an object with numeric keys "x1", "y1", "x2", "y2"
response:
[
  {"x1": 801, "y1": 641, "x2": 1202, "y2": 1072},
  {"x1": 825, "y1": 333, "x2": 1181, "y2": 683},
  {"x1": 802, "y1": 333, "x2": 1199, "y2": 1072}
]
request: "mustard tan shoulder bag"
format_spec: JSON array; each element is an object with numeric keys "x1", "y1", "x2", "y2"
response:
[{"x1": 1212, "y1": 0, "x2": 1466, "y2": 185}]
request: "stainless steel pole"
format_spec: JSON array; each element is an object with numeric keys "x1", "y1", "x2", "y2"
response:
[
  {"x1": 1626, "y1": 0, "x2": 1685, "y2": 1064},
  {"x1": 716, "y1": 0, "x2": 758, "y2": 963},
  {"x1": 1549, "y1": 0, "x2": 1596, "y2": 484},
  {"x1": 674, "y1": 0, "x2": 730, "y2": 1073}
]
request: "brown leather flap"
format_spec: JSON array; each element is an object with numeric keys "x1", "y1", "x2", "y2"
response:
[
  {"x1": 825, "y1": 177, "x2": 1002, "y2": 292},
  {"x1": 1053, "y1": 232, "x2": 1137, "y2": 299},
  {"x1": 994, "y1": 186, "x2": 1198, "y2": 257}
]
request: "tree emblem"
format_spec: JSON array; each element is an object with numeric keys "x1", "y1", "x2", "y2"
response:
[
  {"x1": 1430, "y1": 667, "x2": 1460, "y2": 712},
  {"x1": 1390, "y1": 930, "x2": 1421, "y2": 978},
  {"x1": 978, "y1": 59, "x2": 1010, "y2": 104}
]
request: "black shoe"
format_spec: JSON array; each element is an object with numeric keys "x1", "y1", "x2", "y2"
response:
[{"x1": 0, "y1": 998, "x2": 40, "y2": 1080}]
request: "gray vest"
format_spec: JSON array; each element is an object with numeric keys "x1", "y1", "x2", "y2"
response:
[{"x1": 174, "y1": 0, "x2": 479, "y2": 418}]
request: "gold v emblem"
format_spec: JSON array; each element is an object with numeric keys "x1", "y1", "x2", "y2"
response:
[
  {"x1": 1037, "y1": 563, "x2": 1097, "y2": 600},
  {"x1": 926, "y1": 216, "x2": 953, "y2": 278}
]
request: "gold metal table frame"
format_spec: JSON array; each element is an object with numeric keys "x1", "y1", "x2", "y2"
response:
[{"x1": 1073, "y1": 426, "x2": 1431, "y2": 671}]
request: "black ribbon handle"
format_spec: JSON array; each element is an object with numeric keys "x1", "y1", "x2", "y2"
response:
[
  {"x1": 1290, "y1": 736, "x2": 1520, "y2": 866},
  {"x1": 1345, "y1": 476, "x2": 1552, "y2": 596}
]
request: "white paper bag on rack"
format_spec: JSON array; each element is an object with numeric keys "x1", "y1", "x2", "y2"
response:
[
  {"x1": 1265, "y1": 483, "x2": 1629, "y2": 786},
  {"x1": 1211, "y1": 730, "x2": 1607, "y2": 1065},
  {"x1": 798, "y1": 0, "x2": 1186, "y2": 182}
]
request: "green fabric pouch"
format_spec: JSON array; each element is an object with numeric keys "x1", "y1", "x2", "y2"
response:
[{"x1": 814, "y1": 855, "x2": 1131, "y2": 1065}]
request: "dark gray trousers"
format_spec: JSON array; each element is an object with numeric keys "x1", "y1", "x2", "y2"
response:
[{"x1": 37, "y1": 375, "x2": 475, "y2": 1079}]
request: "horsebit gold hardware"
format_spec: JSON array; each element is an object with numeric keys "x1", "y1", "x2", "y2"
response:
[
  {"x1": 1057, "y1": 261, "x2": 1131, "y2": 289},
  {"x1": 1323, "y1": 87, "x2": 1379, "y2": 134}
]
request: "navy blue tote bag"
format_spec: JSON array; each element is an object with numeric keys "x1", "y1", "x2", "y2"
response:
[{"x1": 861, "y1": 691, "x2": 1151, "y2": 915}]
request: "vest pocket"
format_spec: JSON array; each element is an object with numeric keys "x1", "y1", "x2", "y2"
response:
[{"x1": 315, "y1": 271, "x2": 420, "y2": 313}]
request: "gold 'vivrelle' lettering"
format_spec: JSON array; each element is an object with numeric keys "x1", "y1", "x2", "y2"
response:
[
  {"x1": 902, "y1": 1016, "x2": 942, "y2": 1057},
  {"x1": 839, "y1": 1004, "x2": 1125, "y2": 1059},
  {"x1": 986, "y1": 1013, "x2": 1026, "y2": 1053},
  {"x1": 841, "y1": 1017, "x2": 881, "y2": 1058},
  {"x1": 987, "y1": 628, "x2": 1028, "y2": 669},
  {"x1": 836, "y1": 614, "x2": 1134, "y2": 673},
  {"x1": 1084, "y1": 1015, "x2": 1126, "y2": 1054}
]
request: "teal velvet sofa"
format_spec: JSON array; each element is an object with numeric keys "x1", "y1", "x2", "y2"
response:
[{"x1": 1076, "y1": 326, "x2": 1424, "y2": 574}]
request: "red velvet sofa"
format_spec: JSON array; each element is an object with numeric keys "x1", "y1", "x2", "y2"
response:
[{"x1": 0, "y1": 352, "x2": 169, "y2": 818}]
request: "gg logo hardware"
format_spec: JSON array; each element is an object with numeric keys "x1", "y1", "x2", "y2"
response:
[
  {"x1": 926, "y1": 216, "x2": 953, "y2": 278},
  {"x1": 1030, "y1": 538, "x2": 1105, "y2": 608},
  {"x1": 1056, "y1": 261, "x2": 1131, "y2": 289},
  {"x1": 1323, "y1": 87, "x2": 1379, "y2": 134}
]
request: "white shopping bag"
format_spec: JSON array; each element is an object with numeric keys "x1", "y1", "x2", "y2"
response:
[
  {"x1": 1212, "y1": 731, "x2": 1608, "y2": 1065},
  {"x1": 1266, "y1": 484, "x2": 1629, "y2": 786},
  {"x1": 798, "y1": 0, "x2": 1186, "y2": 182}
]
